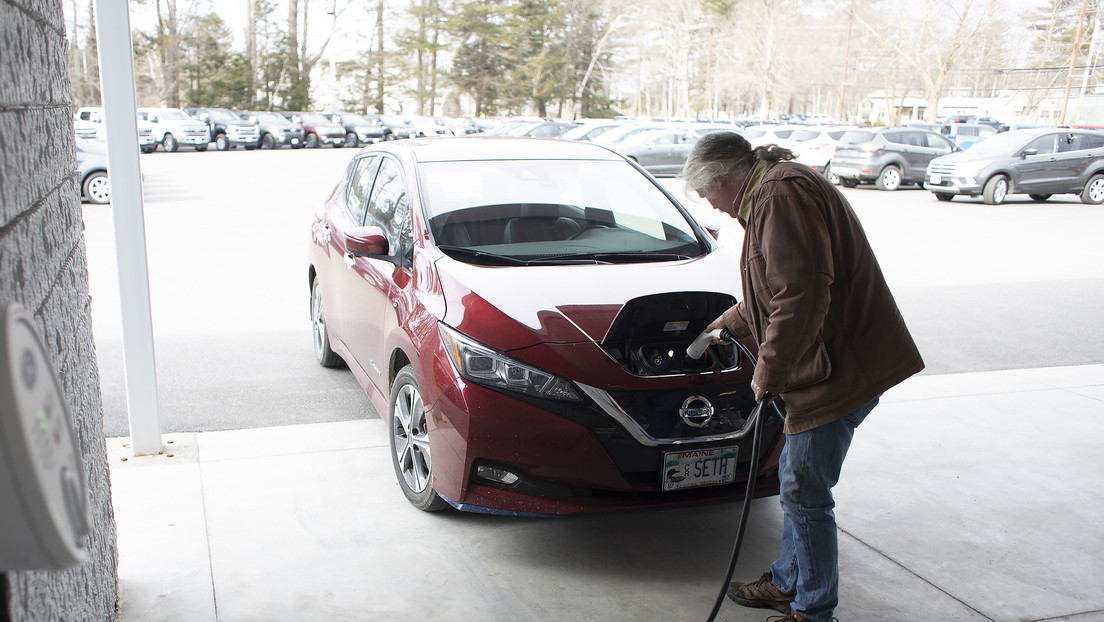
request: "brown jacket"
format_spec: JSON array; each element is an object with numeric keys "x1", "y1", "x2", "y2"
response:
[{"x1": 720, "y1": 161, "x2": 924, "y2": 434}]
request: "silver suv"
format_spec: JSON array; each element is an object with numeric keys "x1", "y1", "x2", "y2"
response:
[
  {"x1": 925, "y1": 128, "x2": 1104, "y2": 204},
  {"x1": 829, "y1": 127, "x2": 958, "y2": 191}
]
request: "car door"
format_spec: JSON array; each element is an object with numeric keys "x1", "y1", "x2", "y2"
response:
[
  {"x1": 1049, "y1": 132, "x2": 1098, "y2": 192},
  {"x1": 340, "y1": 156, "x2": 409, "y2": 395},
  {"x1": 1015, "y1": 133, "x2": 1061, "y2": 192},
  {"x1": 883, "y1": 131, "x2": 921, "y2": 180},
  {"x1": 323, "y1": 155, "x2": 380, "y2": 363}
]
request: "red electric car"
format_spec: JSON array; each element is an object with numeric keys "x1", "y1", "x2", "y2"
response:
[{"x1": 307, "y1": 136, "x2": 783, "y2": 516}]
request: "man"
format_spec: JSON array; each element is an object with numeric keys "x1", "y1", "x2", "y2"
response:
[{"x1": 682, "y1": 132, "x2": 924, "y2": 622}]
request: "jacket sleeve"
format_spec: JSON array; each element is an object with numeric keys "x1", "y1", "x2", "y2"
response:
[
  {"x1": 750, "y1": 180, "x2": 834, "y2": 394},
  {"x1": 720, "y1": 301, "x2": 752, "y2": 339}
]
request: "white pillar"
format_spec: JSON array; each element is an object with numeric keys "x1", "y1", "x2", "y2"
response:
[{"x1": 93, "y1": 0, "x2": 163, "y2": 456}]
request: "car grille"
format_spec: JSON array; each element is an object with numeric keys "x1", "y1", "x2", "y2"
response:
[
  {"x1": 228, "y1": 125, "x2": 259, "y2": 141},
  {"x1": 928, "y1": 162, "x2": 956, "y2": 176},
  {"x1": 606, "y1": 386, "x2": 756, "y2": 442},
  {"x1": 183, "y1": 127, "x2": 208, "y2": 138}
]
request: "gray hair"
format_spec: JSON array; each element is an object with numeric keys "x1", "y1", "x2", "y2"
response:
[{"x1": 681, "y1": 131, "x2": 797, "y2": 195}]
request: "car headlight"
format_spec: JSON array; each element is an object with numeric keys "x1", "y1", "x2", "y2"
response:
[
  {"x1": 952, "y1": 160, "x2": 992, "y2": 178},
  {"x1": 438, "y1": 323, "x2": 580, "y2": 401}
]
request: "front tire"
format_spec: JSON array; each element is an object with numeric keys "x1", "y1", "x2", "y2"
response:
[
  {"x1": 162, "y1": 134, "x2": 178, "y2": 152},
  {"x1": 345, "y1": 132, "x2": 359, "y2": 148},
  {"x1": 389, "y1": 366, "x2": 449, "y2": 512},
  {"x1": 310, "y1": 278, "x2": 343, "y2": 368},
  {"x1": 1028, "y1": 194, "x2": 1051, "y2": 202},
  {"x1": 305, "y1": 132, "x2": 319, "y2": 148},
  {"x1": 1081, "y1": 174, "x2": 1104, "y2": 204},
  {"x1": 983, "y1": 175, "x2": 1008, "y2": 205},
  {"x1": 260, "y1": 133, "x2": 276, "y2": 149},
  {"x1": 934, "y1": 192, "x2": 954, "y2": 202},
  {"x1": 876, "y1": 165, "x2": 902, "y2": 191},
  {"x1": 83, "y1": 172, "x2": 110, "y2": 204},
  {"x1": 215, "y1": 134, "x2": 230, "y2": 151}
]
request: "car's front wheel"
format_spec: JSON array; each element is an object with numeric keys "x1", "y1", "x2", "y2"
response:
[
  {"x1": 934, "y1": 192, "x2": 954, "y2": 202},
  {"x1": 983, "y1": 175, "x2": 1008, "y2": 205},
  {"x1": 389, "y1": 366, "x2": 449, "y2": 512},
  {"x1": 345, "y1": 132, "x2": 358, "y2": 148},
  {"x1": 260, "y1": 133, "x2": 276, "y2": 149},
  {"x1": 215, "y1": 134, "x2": 230, "y2": 151},
  {"x1": 1028, "y1": 194, "x2": 1051, "y2": 202},
  {"x1": 876, "y1": 165, "x2": 902, "y2": 191},
  {"x1": 83, "y1": 172, "x2": 110, "y2": 204},
  {"x1": 305, "y1": 132, "x2": 319, "y2": 148},
  {"x1": 162, "y1": 134, "x2": 178, "y2": 152},
  {"x1": 310, "y1": 278, "x2": 343, "y2": 368},
  {"x1": 1081, "y1": 174, "x2": 1104, "y2": 204}
]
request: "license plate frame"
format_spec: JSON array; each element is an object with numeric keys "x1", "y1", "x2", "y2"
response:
[{"x1": 661, "y1": 445, "x2": 739, "y2": 491}]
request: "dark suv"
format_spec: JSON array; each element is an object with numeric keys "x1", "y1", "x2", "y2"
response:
[
  {"x1": 925, "y1": 128, "x2": 1104, "y2": 204},
  {"x1": 186, "y1": 107, "x2": 260, "y2": 151},
  {"x1": 829, "y1": 127, "x2": 959, "y2": 191}
]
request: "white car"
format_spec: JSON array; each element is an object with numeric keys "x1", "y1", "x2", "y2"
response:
[
  {"x1": 74, "y1": 106, "x2": 159, "y2": 153},
  {"x1": 137, "y1": 107, "x2": 211, "y2": 152},
  {"x1": 787, "y1": 126, "x2": 854, "y2": 175}
]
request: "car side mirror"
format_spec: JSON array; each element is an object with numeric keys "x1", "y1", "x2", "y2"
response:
[
  {"x1": 345, "y1": 226, "x2": 389, "y2": 257},
  {"x1": 1022, "y1": 148, "x2": 1038, "y2": 158},
  {"x1": 692, "y1": 212, "x2": 723, "y2": 239},
  {"x1": 199, "y1": 112, "x2": 210, "y2": 122}
]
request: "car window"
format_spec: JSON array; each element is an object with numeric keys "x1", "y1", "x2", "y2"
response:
[
  {"x1": 366, "y1": 158, "x2": 411, "y2": 255},
  {"x1": 652, "y1": 133, "x2": 677, "y2": 145},
  {"x1": 1026, "y1": 134, "x2": 1059, "y2": 155},
  {"x1": 925, "y1": 133, "x2": 955, "y2": 150},
  {"x1": 1082, "y1": 133, "x2": 1104, "y2": 149},
  {"x1": 839, "y1": 131, "x2": 875, "y2": 145},
  {"x1": 883, "y1": 132, "x2": 907, "y2": 145},
  {"x1": 345, "y1": 156, "x2": 380, "y2": 225},
  {"x1": 902, "y1": 132, "x2": 925, "y2": 146}
]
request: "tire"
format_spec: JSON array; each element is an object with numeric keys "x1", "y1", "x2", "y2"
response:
[
  {"x1": 841, "y1": 179, "x2": 859, "y2": 188},
  {"x1": 982, "y1": 175, "x2": 1008, "y2": 205},
  {"x1": 82, "y1": 171, "x2": 110, "y2": 204},
  {"x1": 140, "y1": 145, "x2": 157, "y2": 154},
  {"x1": 1028, "y1": 194, "x2": 1051, "y2": 202},
  {"x1": 876, "y1": 165, "x2": 902, "y2": 191},
  {"x1": 934, "y1": 192, "x2": 954, "y2": 202},
  {"x1": 305, "y1": 132, "x2": 319, "y2": 148},
  {"x1": 215, "y1": 134, "x2": 230, "y2": 151},
  {"x1": 195, "y1": 145, "x2": 208, "y2": 152},
  {"x1": 310, "y1": 278, "x2": 343, "y2": 368},
  {"x1": 345, "y1": 132, "x2": 359, "y2": 148},
  {"x1": 825, "y1": 164, "x2": 840, "y2": 186},
  {"x1": 260, "y1": 133, "x2": 276, "y2": 149},
  {"x1": 162, "y1": 134, "x2": 178, "y2": 152},
  {"x1": 389, "y1": 365, "x2": 449, "y2": 512},
  {"x1": 1081, "y1": 174, "x2": 1104, "y2": 204}
]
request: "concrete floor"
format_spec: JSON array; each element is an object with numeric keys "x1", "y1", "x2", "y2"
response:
[{"x1": 107, "y1": 364, "x2": 1104, "y2": 622}]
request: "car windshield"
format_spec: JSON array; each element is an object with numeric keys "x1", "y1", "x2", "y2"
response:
[
  {"x1": 299, "y1": 113, "x2": 330, "y2": 124},
  {"x1": 160, "y1": 109, "x2": 191, "y2": 121},
  {"x1": 421, "y1": 159, "x2": 705, "y2": 265},
  {"x1": 253, "y1": 112, "x2": 286, "y2": 122},
  {"x1": 963, "y1": 131, "x2": 1037, "y2": 154}
]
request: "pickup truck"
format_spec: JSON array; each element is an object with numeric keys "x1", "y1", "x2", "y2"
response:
[
  {"x1": 74, "y1": 106, "x2": 159, "y2": 153},
  {"x1": 136, "y1": 107, "x2": 211, "y2": 152},
  {"x1": 187, "y1": 107, "x2": 261, "y2": 150}
]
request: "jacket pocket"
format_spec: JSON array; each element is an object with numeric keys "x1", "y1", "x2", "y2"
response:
[{"x1": 786, "y1": 334, "x2": 832, "y2": 391}]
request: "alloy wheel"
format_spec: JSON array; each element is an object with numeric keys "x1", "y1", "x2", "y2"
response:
[{"x1": 392, "y1": 383, "x2": 432, "y2": 494}]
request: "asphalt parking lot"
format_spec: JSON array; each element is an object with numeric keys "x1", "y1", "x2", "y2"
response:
[{"x1": 82, "y1": 145, "x2": 1104, "y2": 621}]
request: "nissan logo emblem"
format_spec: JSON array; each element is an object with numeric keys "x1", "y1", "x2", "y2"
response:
[{"x1": 679, "y1": 395, "x2": 714, "y2": 428}]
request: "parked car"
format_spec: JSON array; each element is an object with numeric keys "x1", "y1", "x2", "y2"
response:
[
  {"x1": 406, "y1": 116, "x2": 456, "y2": 137},
  {"x1": 327, "y1": 112, "x2": 391, "y2": 147},
  {"x1": 945, "y1": 123, "x2": 998, "y2": 150},
  {"x1": 76, "y1": 138, "x2": 109, "y2": 204},
  {"x1": 788, "y1": 126, "x2": 852, "y2": 174},
  {"x1": 606, "y1": 127, "x2": 699, "y2": 177},
  {"x1": 307, "y1": 136, "x2": 781, "y2": 516},
  {"x1": 742, "y1": 124, "x2": 802, "y2": 149},
  {"x1": 829, "y1": 127, "x2": 959, "y2": 190},
  {"x1": 74, "y1": 106, "x2": 159, "y2": 153},
  {"x1": 137, "y1": 107, "x2": 210, "y2": 152},
  {"x1": 284, "y1": 112, "x2": 346, "y2": 148},
  {"x1": 925, "y1": 128, "x2": 1104, "y2": 204},
  {"x1": 186, "y1": 107, "x2": 260, "y2": 151},
  {"x1": 558, "y1": 121, "x2": 623, "y2": 142},
  {"x1": 490, "y1": 119, "x2": 576, "y2": 138},
  {"x1": 242, "y1": 111, "x2": 305, "y2": 149},
  {"x1": 381, "y1": 116, "x2": 419, "y2": 139}
]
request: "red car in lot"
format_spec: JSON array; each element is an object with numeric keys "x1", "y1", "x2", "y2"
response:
[{"x1": 307, "y1": 136, "x2": 783, "y2": 516}]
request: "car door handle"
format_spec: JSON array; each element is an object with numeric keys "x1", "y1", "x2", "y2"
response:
[{"x1": 343, "y1": 253, "x2": 355, "y2": 268}]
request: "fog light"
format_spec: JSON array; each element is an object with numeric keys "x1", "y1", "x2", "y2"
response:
[{"x1": 476, "y1": 465, "x2": 520, "y2": 486}]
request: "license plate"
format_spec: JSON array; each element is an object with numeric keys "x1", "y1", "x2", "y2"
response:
[
  {"x1": 662, "y1": 446, "x2": 738, "y2": 491},
  {"x1": 930, "y1": 174, "x2": 942, "y2": 184},
  {"x1": 291, "y1": 138, "x2": 300, "y2": 145}
]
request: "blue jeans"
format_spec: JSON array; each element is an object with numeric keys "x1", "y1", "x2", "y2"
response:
[{"x1": 769, "y1": 397, "x2": 879, "y2": 622}]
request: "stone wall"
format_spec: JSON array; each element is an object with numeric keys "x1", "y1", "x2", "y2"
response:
[{"x1": 0, "y1": 0, "x2": 118, "y2": 620}]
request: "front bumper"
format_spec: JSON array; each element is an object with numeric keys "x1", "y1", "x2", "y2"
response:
[{"x1": 426, "y1": 374, "x2": 784, "y2": 516}]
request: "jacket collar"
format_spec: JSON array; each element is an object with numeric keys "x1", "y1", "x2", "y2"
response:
[{"x1": 733, "y1": 159, "x2": 772, "y2": 225}]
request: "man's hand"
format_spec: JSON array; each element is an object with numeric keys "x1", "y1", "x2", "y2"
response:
[{"x1": 751, "y1": 380, "x2": 774, "y2": 404}]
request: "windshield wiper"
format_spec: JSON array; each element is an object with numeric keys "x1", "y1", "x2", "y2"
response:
[
  {"x1": 532, "y1": 251, "x2": 691, "y2": 264},
  {"x1": 436, "y1": 245, "x2": 529, "y2": 266}
]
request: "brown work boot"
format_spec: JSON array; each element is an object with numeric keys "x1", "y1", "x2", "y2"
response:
[{"x1": 726, "y1": 571, "x2": 795, "y2": 613}]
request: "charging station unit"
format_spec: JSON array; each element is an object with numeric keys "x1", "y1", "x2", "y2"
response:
[{"x1": 0, "y1": 303, "x2": 90, "y2": 570}]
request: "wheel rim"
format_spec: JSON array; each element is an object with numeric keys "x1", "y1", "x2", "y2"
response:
[
  {"x1": 883, "y1": 168, "x2": 900, "y2": 190},
  {"x1": 393, "y1": 383, "x2": 431, "y2": 494},
  {"x1": 262, "y1": 135, "x2": 275, "y2": 149},
  {"x1": 994, "y1": 179, "x2": 1008, "y2": 203},
  {"x1": 217, "y1": 136, "x2": 229, "y2": 150},
  {"x1": 310, "y1": 280, "x2": 326, "y2": 361},
  {"x1": 86, "y1": 176, "x2": 110, "y2": 203},
  {"x1": 1090, "y1": 178, "x2": 1104, "y2": 203}
]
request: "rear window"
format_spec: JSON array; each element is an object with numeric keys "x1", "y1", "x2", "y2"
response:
[
  {"x1": 839, "y1": 131, "x2": 875, "y2": 145},
  {"x1": 790, "y1": 130, "x2": 821, "y2": 142}
]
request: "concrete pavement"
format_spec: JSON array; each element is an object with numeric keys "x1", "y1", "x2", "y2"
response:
[{"x1": 106, "y1": 364, "x2": 1104, "y2": 622}]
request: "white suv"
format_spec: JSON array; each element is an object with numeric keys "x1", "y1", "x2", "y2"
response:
[{"x1": 137, "y1": 107, "x2": 210, "y2": 152}]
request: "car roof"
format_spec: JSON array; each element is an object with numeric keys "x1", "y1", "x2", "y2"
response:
[{"x1": 378, "y1": 136, "x2": 625, "y2": 163}]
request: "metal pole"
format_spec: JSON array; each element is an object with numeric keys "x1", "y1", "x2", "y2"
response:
[
  {"x1": 1075, "y1": 13, "x2": 1101, "y2": 124},
  {"x1": 1060, "y1": 0, "x2": 1090, "y2": 126},
  {"x1": 92, "y1": 0, "x2": 163, "y2": 456}
]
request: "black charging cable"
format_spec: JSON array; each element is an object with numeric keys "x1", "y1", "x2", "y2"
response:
[{"x1": 704, "y1": 340, "x2": 782, "y2": 622}]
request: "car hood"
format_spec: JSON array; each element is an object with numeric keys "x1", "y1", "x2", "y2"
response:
[
  {"x1": 929, "y1": 150, "x2": 1002, "y2": 166},
  {"x1": 434, "y1": 247, "x2": 740, "y2": 352}
]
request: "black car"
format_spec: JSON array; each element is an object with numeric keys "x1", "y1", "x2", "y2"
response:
[
  {"x1": 327, "y1": 112, "x2": 391, "y2": 147},
  {"x1": 186, "y1": 107, "x2": 261, "y2": 151},
  {"x1": 925, "y1": 128, "x2": 1104, "y2": 204},
  {"x1": 829, "y1": 127, "x2": 959, "y2": 191},
  {"x1": 243, "y1": 111, "x2": 306, "y2": 149}
]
